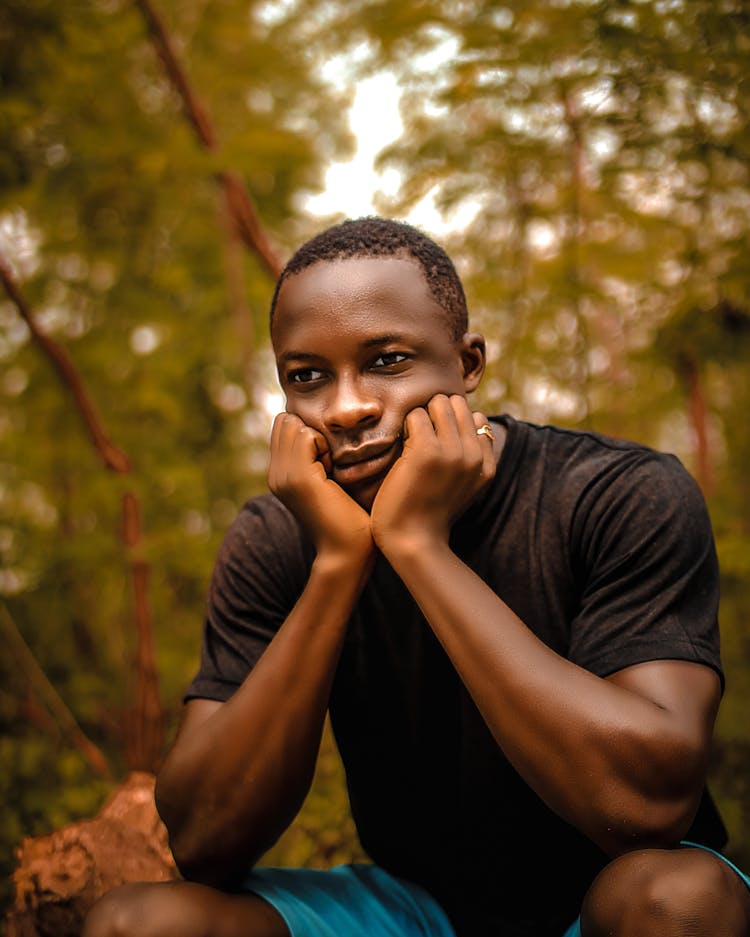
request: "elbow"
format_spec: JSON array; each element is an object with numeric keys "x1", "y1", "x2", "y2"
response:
[
  {"x1": 154, "y1": 765, "x2": 170, "y2": 828},
  {"x1": 593, "y1": 791, "x2": 702, "y2": 858},
  {"x1": 154, "y1": 762, "x2": 182, "y2": 851},
  {"x1": 587, "y1": 727, "x2": 710, "y2": 858},
  {"x1": 170, "y1": 843, "x2": 225, "y2": 887},
  {"x1": 157, "y1": 819, "x2": 233, "y2": 888},
  {"x1": 169, "y1": 842, "x2": 206, "y2": 884},
  {"x1": 165, "y1": 825, "x2": 254, "y2": 889},
  {"x1": 160, "y1": 813, "x2": 206, "y2": 884},
  {"x1": 154, "y1": 769, "x2": 271, "y2": 887},
  {"x1": 154, "y1": 767, "x2": 221, "y2": 885}
]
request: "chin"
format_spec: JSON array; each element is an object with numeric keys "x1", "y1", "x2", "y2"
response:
[{"x1": 347, "y1": 480, "x2": 381, "y2": 513}]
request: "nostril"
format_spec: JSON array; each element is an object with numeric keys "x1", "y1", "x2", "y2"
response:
[{"x1": 325, "y1": 396, "x2": 381, "y2": 431}]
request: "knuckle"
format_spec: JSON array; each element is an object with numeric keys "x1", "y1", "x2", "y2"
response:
[{"x1": 445, "y1": 448, "x2": 464, "y2": 468}]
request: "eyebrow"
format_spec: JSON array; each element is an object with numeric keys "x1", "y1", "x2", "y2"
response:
[
  {"x1": 277, "y1": 351, "x2": 319, "y2": 365},
  {"x1": 361, "y1": 334, "x2": 406, "y2": 348},
  {"x1": 278, "y1": 334, "x2": 409, "y2": 365}
]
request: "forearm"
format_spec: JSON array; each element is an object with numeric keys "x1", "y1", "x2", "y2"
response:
[
  {"x1": 156, "y1": 550, "x2": 371, "y2": 884},
  {"x1": 382, "y1": 537, "x2": 712, "y2": 855}
]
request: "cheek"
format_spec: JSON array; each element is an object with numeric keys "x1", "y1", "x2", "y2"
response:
[
  {"x1": 390, "y1": 365, "x2": 465, "y2": 411},
  {"x1": 284, "y1": 396, "x2": 324, "y2": 429}
]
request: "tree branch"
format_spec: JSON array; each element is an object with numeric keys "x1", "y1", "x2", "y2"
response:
[
  {"x1": 132, "y1": 0, "x2": 215, "y2": 148},
  {"x1": 132, "y1": 0, "x2": 283, "y2": 278},
  {"x1": 0, "y1": 255, "x2": 130, "y2": 474},
  {"x1": 0, "y1": 254, "x2": 164, "y2": 773},
  {"x1": 0, "y1": 603, "x2": 113, "y2": 781},
  {"x1": 219, "y1": 170, "x2": 283, "y2": 279},
  {"x1": 122, "y1": 492, "x2": 164, "y2": 772}
]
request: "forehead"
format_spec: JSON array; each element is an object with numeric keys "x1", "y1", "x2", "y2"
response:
[{"x1": 271, "y1": 255, "x2": 452, "y2": 348}]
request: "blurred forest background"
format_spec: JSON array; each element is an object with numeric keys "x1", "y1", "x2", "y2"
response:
[{"x1": 2, "y1": 0, "x2": 750, "y2": 915}]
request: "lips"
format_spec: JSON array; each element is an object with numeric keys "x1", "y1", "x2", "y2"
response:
[{"x1": 332, "y1": 439, "x2": 399, "y2": 486}]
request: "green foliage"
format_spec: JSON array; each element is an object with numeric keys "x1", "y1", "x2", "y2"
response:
[{"x1": 263, "y1": 722, "x2": 366, "y2": 869}]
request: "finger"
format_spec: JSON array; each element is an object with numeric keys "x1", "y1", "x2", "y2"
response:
[
  {"x1": 278, "y1": 413, "x2": 307, "y2": 469},
  {"x1": 426, "y1": 394, "x2": 461, "y2": 447},
  {"x1": 271, "y1": 413, "x2": 296, "y2": 464},
  {"x1": 446, "y1": 396, "x2": 482, "y2": 467},
  {"x1": 269, "y1": 413, "x2": 295, "y2": 488},
  {"x1": 270, "y1": 411, "x2": 287, "y2": 450},
  {"x1": 472, "y1": 411, "x2": 497, "y2": 480},
  {"x1": 275, "y1": 413, "x2": 321, "y2": 463},
  {"x1": 290, "y1": 422, "x2": 326, "y2": 474},
  {"x1": 311, "y1": 428, "x2": 332, "y2": 475},
  {"x1": 272, "y1": 410, "x2": 303, "y2": 443},
  {"x1": 472, "y1": 410, "x2": 493, "y2": 436},
  {"x1": 402, "y1": 406, "x2": 434, "y2": 446},
  {"x1": 272, "y1": 414, "x2": 325, "y2": 484},
  {"x1": 452, "y1": 395, "x2": 481, "y2": 443}
]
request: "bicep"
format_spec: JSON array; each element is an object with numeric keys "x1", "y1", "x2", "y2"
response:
[
  {"x1": 569, "y1": 457, "x2": 721, "y2": 681},
  {"x1": 606, "y1": 659, "x2": 721, "y2": 758},
  {"x1": 173, "y1": 697, "x2": 224, "y2": 747}
]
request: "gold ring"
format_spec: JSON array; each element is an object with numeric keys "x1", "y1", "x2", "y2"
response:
[{"x1": 476, "y1": 424, "x2": 495, "y2": 441}]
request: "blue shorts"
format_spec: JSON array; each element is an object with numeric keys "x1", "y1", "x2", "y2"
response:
[
  {"x1": 244, "y1": 843, "x2": 750, "y2": 937},
  {"x1": 243, "y1": 864, "x2": 454, "y2": 937}
]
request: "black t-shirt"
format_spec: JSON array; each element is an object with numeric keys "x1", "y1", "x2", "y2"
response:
[{"x1": 186, "y1": 416, "x2": 724, "y2": 937}]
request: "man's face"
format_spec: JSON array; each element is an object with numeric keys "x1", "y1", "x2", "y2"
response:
[{"x1": 272, "y1": 255, "x2": 483, "y2": 510}]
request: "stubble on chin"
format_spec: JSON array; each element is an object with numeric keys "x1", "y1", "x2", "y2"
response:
[{"x1": 343, "y1": 480, "x2": 379, "y2": 514}]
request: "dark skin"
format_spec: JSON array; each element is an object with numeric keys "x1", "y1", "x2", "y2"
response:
[{"x1": 88, "y1": 255, "x2": 749, "y2": 937}]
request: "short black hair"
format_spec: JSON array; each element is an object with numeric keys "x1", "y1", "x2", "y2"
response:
[{"x1": 270, "y1": 217, "x2": 468, "y2": 341}]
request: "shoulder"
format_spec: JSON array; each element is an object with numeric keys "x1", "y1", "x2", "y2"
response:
[
  {"x1": 502, "y1": 415, "x2": 702, "y2": 508},
  {"x1": 221, "y1": 492, "x2": 304, "y2": 545},
  {"x1": 556, "y1": 430, "x2": 708, "y2": 547},
  {"x1": 503, "y1": 414, "x2": 676, "y2": 471},
  {"x1": 214, "y1": 493, "x2": 313, "y2": 588},
  {"x1": 497, "y1": 415, "x2": 713, "y2": 556}
]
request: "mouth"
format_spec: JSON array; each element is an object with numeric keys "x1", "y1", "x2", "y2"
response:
[{"x1": 332, "y1": 439, "x2": 400, "y2": 487}]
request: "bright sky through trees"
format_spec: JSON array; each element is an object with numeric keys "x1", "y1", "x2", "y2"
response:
[
  {"x1": 304, "y1": 72, "x2": 403, "y2": 218},
  {"x1": 303, "y1": 70, "x2": 481, "y2": 234}
]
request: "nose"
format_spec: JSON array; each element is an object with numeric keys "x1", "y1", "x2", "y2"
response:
[{"x1": 324, "y1": 374, "x2": 381, "y2": 432}]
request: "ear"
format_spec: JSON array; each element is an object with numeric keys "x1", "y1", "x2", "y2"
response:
[{"x1": 459, "y1": 332, "x2": 486, "y2": 393}]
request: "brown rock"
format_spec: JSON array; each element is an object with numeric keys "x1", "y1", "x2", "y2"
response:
[{"x1": 6, "y1": 772, "x2": 178, "y2": 937}]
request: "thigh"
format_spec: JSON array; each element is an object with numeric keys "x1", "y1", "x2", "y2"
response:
[
  {"x1": 579, "y1": 846, "x2": 750, "y2": 937},
  {"x1": 83, "y1": 880, "x2": 290, "y2": 937}
]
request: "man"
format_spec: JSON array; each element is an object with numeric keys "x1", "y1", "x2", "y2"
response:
[{"x1": 84, "y1": 218, "x2": 750, "y2": 937}]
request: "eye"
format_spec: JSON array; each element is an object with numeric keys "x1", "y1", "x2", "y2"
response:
[
  {"x1": 372, "y1": 352, "x2": 409, "y2": 369},
  {"x1": 288, "y1": 367, "x2": 324, "y2": 385}
]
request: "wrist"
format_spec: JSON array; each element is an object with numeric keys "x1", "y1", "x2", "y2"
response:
[
  {"x1": 374, "y1": 526, "x2": 451, "y2": 567},
  {"x1": 313, "y1": 539, "x2": 375, "y2": 578}
]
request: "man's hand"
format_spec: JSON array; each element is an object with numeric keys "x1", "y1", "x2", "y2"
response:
[
  {"x1": 371, "y1": 394, "x2": 496, "y2": 554},
  {"x1": 269, "y1": 413, "x2": 373, "y2": 561}
]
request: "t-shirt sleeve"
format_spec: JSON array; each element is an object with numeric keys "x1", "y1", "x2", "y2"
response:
[
  {"x1": 566, "y1": 451, "x2": 722, "y2": 683},
  {"x1": 184, "y1": 495, "x2": 312, "y2": 703}
]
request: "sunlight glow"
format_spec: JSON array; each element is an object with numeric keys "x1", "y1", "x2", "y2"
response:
[{"x1": 304, "y1": 73, "x2": 403, "y2": 218}]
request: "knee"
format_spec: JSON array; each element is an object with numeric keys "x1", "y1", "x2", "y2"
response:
[
  {"x1": 580, "y1": 848, "x2": 738, "y2": 937},
  {"x1": 83, "y1": 883, "x2": 157, "y2": 937}
]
